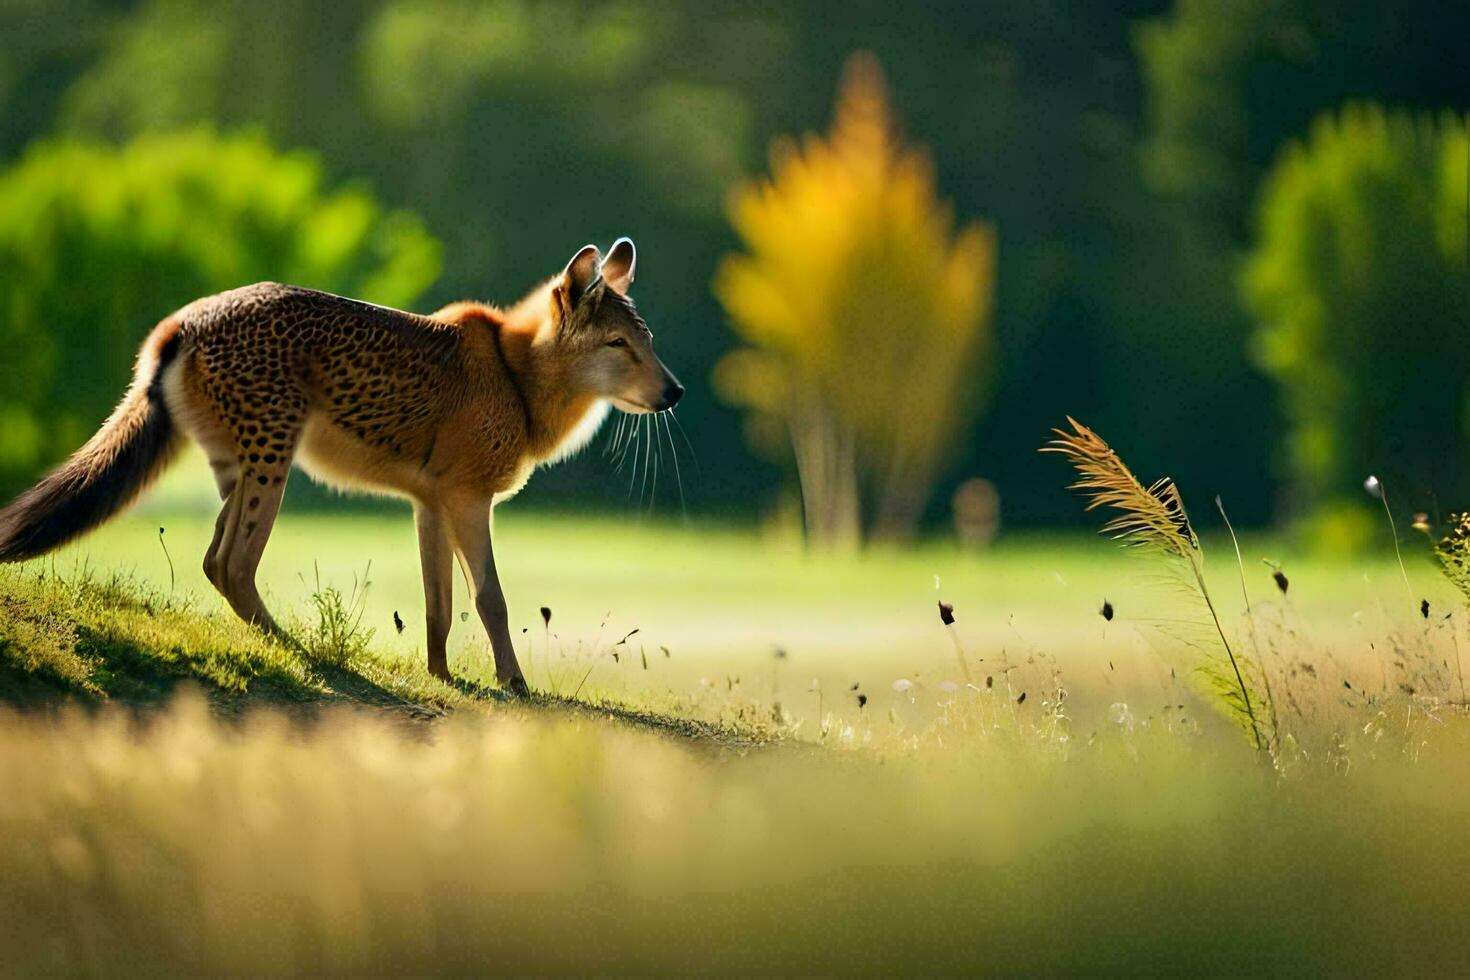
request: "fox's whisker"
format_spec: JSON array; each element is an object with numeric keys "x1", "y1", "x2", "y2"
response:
[
  {"x1": 603, "y1": 415, "x2": 614, "y2": 455},
  {"x1": 639, "y1": 414, "x2": 655, "y2": 509},
  {"x1": 607, "y1": 413, "x2": 628, "y2": 458},
  {"x1": 650, "y1": 413, "x2": 663, "y2": 513},
  {"x1": 626, "y1": 417, "x2": 642, "y2": 499},
  {"x1": 619, "y1": 417, "x2": 637, "y2": 471},
  {"x1": 663, "y1": 412, "x2": 687, "y2": 519},
  {"x1": 669, "y1": 409, "x2": 702, "y2": 475},
  {"x1": 613, "y1": 413, "x2": 640, "y2": 474}
]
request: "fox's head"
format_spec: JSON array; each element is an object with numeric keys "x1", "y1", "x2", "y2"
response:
[{"x1": 550, "y1": 238, "x2": 683, "y2": 414}]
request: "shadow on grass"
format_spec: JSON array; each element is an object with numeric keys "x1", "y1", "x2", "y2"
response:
[
  {"x1": 0, "y1": 566, "x2": 782, "y2": 749},
  {"x1": 447, "y1": 675, "x2": 781, "y2": 751},
  {"x1": 0, "y1": 621, "x2": 438, "y2": 721},
  {"x1": 0, "y1": 565, "x2": 442, "y2": 721}
]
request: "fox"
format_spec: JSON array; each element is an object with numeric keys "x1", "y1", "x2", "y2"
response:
[{"x1": 0, "y1": 239, "x2": 681, "y2": 695}]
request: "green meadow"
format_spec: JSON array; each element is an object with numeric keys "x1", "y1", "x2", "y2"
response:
[
  {"x1": 4, "y1": 468, "x2": 1469, "y2": 974},
  {"x1": 23, "y1": 477, "x2": 1442, "y2": 731}
]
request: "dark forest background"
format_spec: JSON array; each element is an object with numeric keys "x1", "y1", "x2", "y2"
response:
[{"x1": 1, "y1": 0, "x2": 1465, "y2": 543}]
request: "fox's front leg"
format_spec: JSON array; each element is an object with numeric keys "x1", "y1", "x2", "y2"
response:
[
  {"x1": 446, "y1": 499, "x2": 530, "y2": 696},
  {"x1": 414, "y1": 503, "x2": 455, "y2": 682}
]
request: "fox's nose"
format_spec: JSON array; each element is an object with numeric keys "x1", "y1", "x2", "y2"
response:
[{"x1": 661, "y1": 378, "x2": 685, "y2": 409}]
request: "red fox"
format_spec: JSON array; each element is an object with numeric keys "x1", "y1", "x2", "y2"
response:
[{"x1": 0, "y1": 239, "x2": 681, "y2": 695}]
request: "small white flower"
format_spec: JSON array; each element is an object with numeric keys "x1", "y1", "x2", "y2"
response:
[
  {"x1": 938, "y1": 680, "x2": 960, "y2": 693},
  {"x1": 1364, "y1": 475, "x2": 1382, "y2": 499},
  {"x1": 1108, "y1": 702, "x2": 1135, "y2": 726},
  {"x1": 892, "y1": 678, "x2": 915, "y2": 693}
]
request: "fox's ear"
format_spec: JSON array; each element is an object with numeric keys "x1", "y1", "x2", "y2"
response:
[
  {"x1": 601, "y1": 237, "x2": 636, "y2": 294},
  {"x1": 556, "y1": 244, "x2": 602, "y2": 311}
]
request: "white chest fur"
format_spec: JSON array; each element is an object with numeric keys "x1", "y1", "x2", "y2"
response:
[{"x1": 544, "y1": 399, "x2": 610, "y2": 464}]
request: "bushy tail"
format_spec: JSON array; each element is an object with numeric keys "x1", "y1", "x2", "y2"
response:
[{"x1": 0, "y1": 327, "x2": 183, "y2": 562}]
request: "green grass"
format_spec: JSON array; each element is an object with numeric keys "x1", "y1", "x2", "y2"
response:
[
  {"x1": 3, "y1": 505, "x2": 1469, "y2": 973},
  {"x1": 0, "y1": 563, "x2": 322, "y2": 705},
  {"x1": 0, "y1": 554, "x2": 772, "y2": 749},
  {"x1": 30, "y1": 499, "x2": 1449, "y2": 725},
  {"x1": 0, "y1": 561, "x2": 502, "y2": 723}
]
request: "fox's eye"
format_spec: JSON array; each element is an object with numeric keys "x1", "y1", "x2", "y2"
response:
[{"x1": 607, "y1": 337, "x2": 628, "y2": 348}]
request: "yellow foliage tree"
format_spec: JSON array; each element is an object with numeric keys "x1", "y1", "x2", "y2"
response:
[{"x1": 714, "y1": 54, "x2": 996, "y2": 546}]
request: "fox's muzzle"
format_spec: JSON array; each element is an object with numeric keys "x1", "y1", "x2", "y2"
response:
[{"x1": 656, "y1": 367, "x2": 684, "y2": 411}]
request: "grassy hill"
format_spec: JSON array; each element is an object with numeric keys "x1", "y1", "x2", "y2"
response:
[
  {"x1": 0, "y1": 562, "x2": 773, "y2": 750},
  {"x1": 0, "y1": 563, "x2": 460, "y2": 714}
]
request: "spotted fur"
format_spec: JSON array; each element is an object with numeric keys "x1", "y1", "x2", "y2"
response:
[{"x1": 0, "y1": 240, "x2": 682, "y2": 692}]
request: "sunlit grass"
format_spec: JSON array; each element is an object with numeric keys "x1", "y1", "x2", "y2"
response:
[
  {"x1": 5, "y1": 509, "x2": 1470, "y2": 972},
  {"x1": 52, "y1": 501, "x2": 1456, "y2": 729}
]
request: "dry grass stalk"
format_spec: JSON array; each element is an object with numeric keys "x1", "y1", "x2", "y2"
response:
[
  {"x1": 1434, "y1": 513, "x2": 1470, "y2": 708},
  {"x1": 1042, "y1": 417, "x2": 1269, "y2": 750}
]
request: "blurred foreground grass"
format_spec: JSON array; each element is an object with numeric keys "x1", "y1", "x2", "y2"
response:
[
  {"x1": 2, "y1": 693, "x2": 1467, "y2": 974},
  {"x1": 3, "y1": 508, "x2": 1470, "y2": 972}
]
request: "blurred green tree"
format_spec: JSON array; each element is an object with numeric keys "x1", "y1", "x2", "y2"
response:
[
  {"x1": 1137, "y1": 0, "x2": 1470, "y2": 243},
  {"x1": 1130, "y1": 1, "x2": 1469, "y2": 536},
  {"x1": 714, "y1": 55, "x2": 996, "y2": 547},
  {"x1": 0, "y1": 128, "x2": 441, "y2": 494},
  {"x1": 1245, "y1": 104, "x2": 1469, "y2": 546}
]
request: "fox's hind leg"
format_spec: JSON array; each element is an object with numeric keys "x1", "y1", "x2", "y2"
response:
[
  {"x1": 170, "y1": 343, "x2": 303, "y2": 639},
  {"x1": 202, "y1": 488, "x2": 239, "y2": 594},
  {"x1": 213, "y1": 453, "x2": 296, "y2": 638},
  {"x1": 167, "y1": 363, "x2": 240, "y2": 593},
  {"x1": 215, "y1": 467, "x2": 292, "y2": 638},
  {"x1": 202, "y1": 396, "x2": 305, "y2": 640}
]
